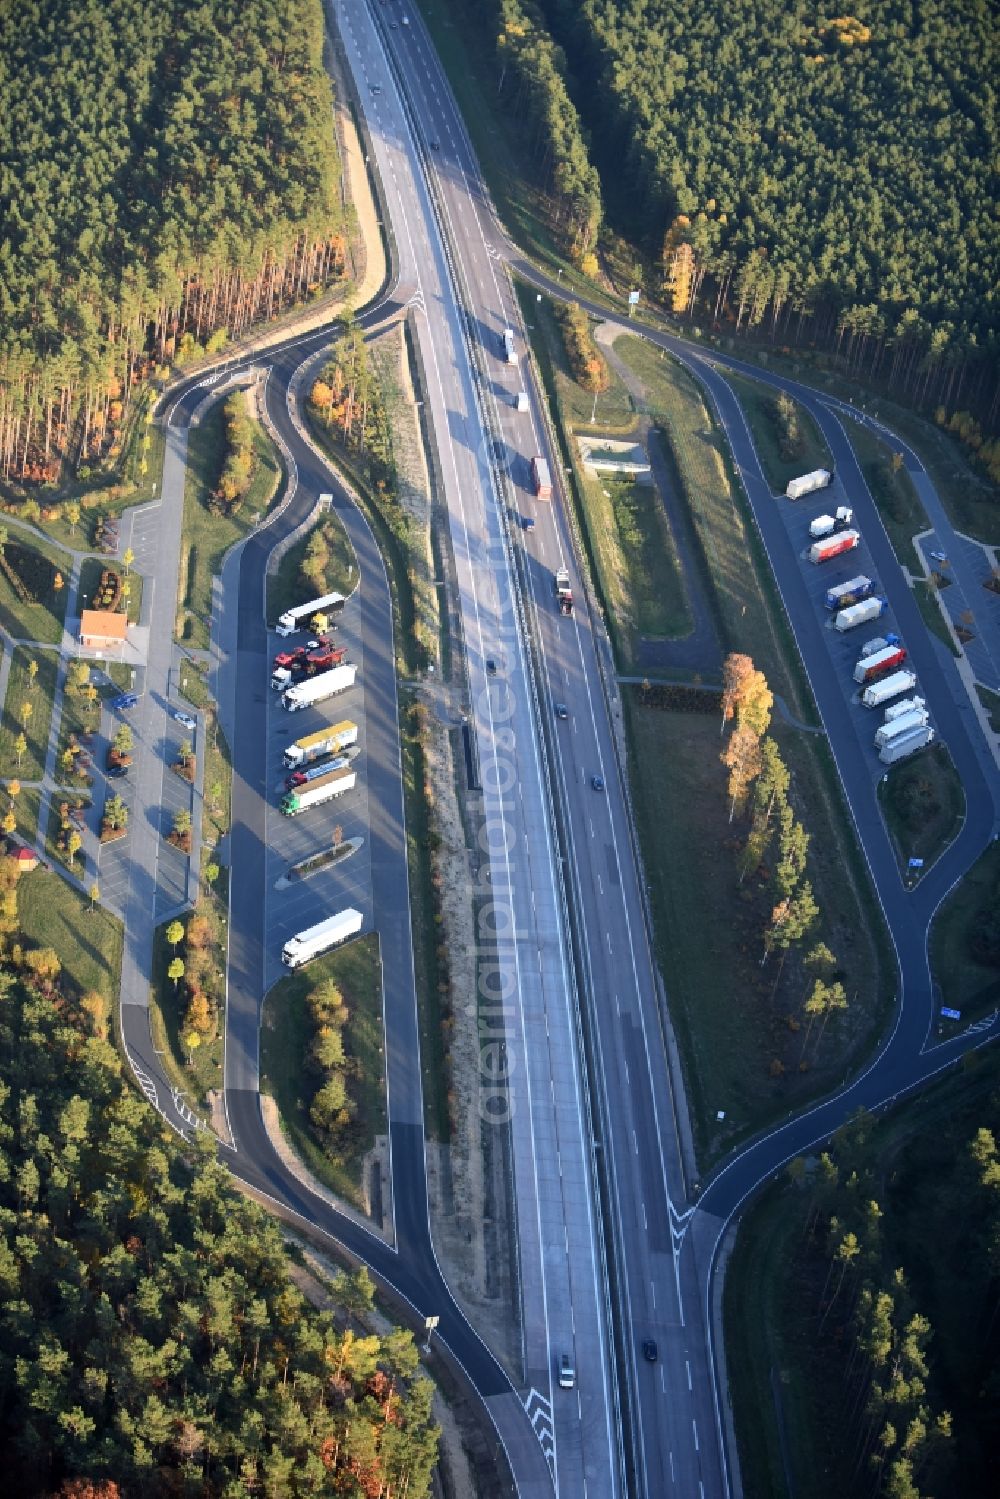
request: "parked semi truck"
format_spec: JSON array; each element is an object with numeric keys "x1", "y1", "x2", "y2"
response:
[
  {"x1": 835, "y1": 596, "x2": 886, "y2": 632},
  {"x1": 272, "y1": 645, "x2": 347, "y2": 690},
  {"x1": 532, "y1": 456, "x2": 552, "y2": 499},
  {"x1": 276, "y1": 584, "x2": 345, "y2": 638},
  {"x1": 285, "y1": 755, "x2": 349, "y2": 791},
  {"x1": 862, "y1": 670, "x2": 917, "y2": 708},
  {"x1": 884, "y1": 695, "x2": 926, "y2": 724},
  {"x1": 284, "y1": 719, "x2": 358, "y2": 768},
  {"x1": 279, "y1": 766, "x2": 357, "y2": 816},
  {"x1": 825, "y1": 575, "x2": 873, "y2": 610},
  {"x1": 809, "y1": 529, "x2": 860, "y2": 564},
  {"x1": 786, "y1": 468, "x2": 833, "y2": 500},
  {"x1": 282, "y1": 663, "x2": 357, "y2": 712},
  {"x1": 879, "y1": 724, "x2": 935, "y2": 765},
  {"x1": 555, "y1": 566, "x2": 573, "y2": 615},
  {"x1": 875, "y1": 707, "x2": 930, "y2": 750},
  {"x1": 854, "y1": 643, "x2": 907, "y2": 683},
  {"x1": 282, "y1": 907, "x2": 363, "y2": 969},
  {"x1": 809, "y1": 507, "x2": 853, "y2": 539}
]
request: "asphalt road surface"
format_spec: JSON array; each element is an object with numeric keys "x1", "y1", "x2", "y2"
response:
[{"x1": 118, "y1": 5, "x2": 1000, "y2": 1498}]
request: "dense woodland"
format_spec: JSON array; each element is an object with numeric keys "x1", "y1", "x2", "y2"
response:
[
  {"x1": 0, "y1": 967, "x2": 439, "y2": 1495},
  {"x1": 768, "y1": 1092, "x2": 1000, "y2": 1497},
  {"x1": 0, "y1": 0, "x2": 344, "y2": 486},
  {"x1": 464, "y1": 0, "x2": 998, "y2": 424}
]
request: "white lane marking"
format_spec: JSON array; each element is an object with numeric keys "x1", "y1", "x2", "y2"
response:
[
  {"x1": 692, "y1": 1420, "x2": 700, "y2": 1453},
  {"x1": 686, "y1": 1360, "x2": 692, "y2": 1391}
]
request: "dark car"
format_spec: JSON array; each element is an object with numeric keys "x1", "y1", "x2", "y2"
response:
[
  {"x1": 555, "y1": 703, "x2": 568, "y2": 720},
  {"x1": 112, "y1": 692, "x2": 138, "y2": 711},
  {"x1": 642, "y1": 1339, "x2": 658, "y2": 1363},
  {"x1": 429, "y1": 139, "x2": 440, "y2": 151},
  {"x1": 107, "y1": 764, "x2": 128, "y2": 779},
  {"x1": 591, "y1": 774, "x2": 605, "y2": 791},
  {"x1": 486, "y1": 658, "x2": 497, "y2": 675}
]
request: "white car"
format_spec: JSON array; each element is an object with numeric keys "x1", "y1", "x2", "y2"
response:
[{"x1": 172, "y1": 710, "x2": 196, "y2": 731}]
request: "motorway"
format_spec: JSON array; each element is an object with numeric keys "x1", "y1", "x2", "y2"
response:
[{"x1": 115, "y1": 3, "x2": 1000, "y2": 1499}]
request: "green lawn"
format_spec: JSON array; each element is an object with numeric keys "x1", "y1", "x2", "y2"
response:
[
  {"x1": 17, "y1": 866, "x2": 122, "y2": 1003},
  {"x1": 179, "y1": 395, "x2": 283, "y2": 648},
  {"x1": 976, "y1": 683, "x2": 1000, "y2": 732},
  {"x1": 626, "y1": 699, "x2": 889, "y2": 1163},
  {"x1": 912, "y1": 578, "x2": 961, "y2": 655},
  {"x1": 46, "y1": 797, "x2": 92, "y2": 875},
  {"x1": 607, "y1": 474, "x2": 691, "y2": 638},
  {"x1": 840, "y1": 414, "x2": 928, "y2": 567},
  {"x1": 77, "y1": 556, "x2": 143, "y2": 623},
  {"x1": 616, "y1": 335, "x2": 810, "y2": 714},
  {"x1": 877, "y1": 741, "x2": 965, "y2": 874},
  {"x1": 4, "y1": 785, "x2": 41, "y2": 846},
  {"x1": 930, "y1": 841, "x2": 1000, "y2": 1024},
  {"x1": 0, "y1": 646, "x2": 59, "y2": 781},
  {"x1": 266, "y1": 510, "x2": 356, "y2": 629},
  {"x1": 260, "y1": 932, "x2": 386, "y2": 1209},
  {"x1": 0, "y1": 534, "x2": 72, "y2": 643},
  {"x1": 725, "y1": 372, "x2": 831, "y2": 496},
  {"x1": 148, "y1": 911, "x2": 224, "y2": 1116}
]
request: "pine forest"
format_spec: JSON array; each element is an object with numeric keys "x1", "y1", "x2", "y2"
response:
[
  {"x1": 0, "y1": 0, "x2": 345, "y2": 486},
  {"x1": 0, "y1": 967, "x2": 440, "y2": 1496},
  {"x1": 471, "y1": 0, "x2": 998, "y2": 421}
]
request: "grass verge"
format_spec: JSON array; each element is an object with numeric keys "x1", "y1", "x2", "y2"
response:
[
  {"x1": 5, "y1": 785, "x2": 41, "y2": 845},
  {"x1": 301, "y1": 414, "x2": 448, "y2": 1143},
  {"x1": 77, "y1": 556, "x2": 143, "y2": 623},
  {"x1": 17, "y1": 866, "x2": 123, "y2": 1003},
  {"x1": 616, "y1": 335, "x2": 810, "y2": 711},
  {"x1": 0, "y1": 646, "x2": 58, "y2": 781},
  {"x1": 179, "y1": 394, "x2": 283, "y2": 648},
  {"x1": 975, "y1": 683, "x2": 1000, "y2": 732},
  {"x1": 0, "y1": 534, "x2": 72, "y2": 642},
  {"x1": 148, "y1": 906, "x2": 225, "y2": 1115},
  {"x1": 930, "y1": 840, "x2": 1000, "y2": 1024},
  {"x1": 260, "y1": 933, "x2": 386, "y2": 1209},
  {"x1": 724, "y1": 372, "x2": 831, "y2": 495},
  {"x1": 911, "y1": 578, "x2": 961, "y2": 656},
  {"x1": 267, "y1": 510, "x2": 356, "y2": 627},
  {"x1": 840, "y1": 415, "x2": 928, "y2": 567},
  {"x1": 626, "y1": 695, "x2": 890, "y2": 1161},
  {"x1": 877, "y1": 741, "x2": 964, "y2": 874}
]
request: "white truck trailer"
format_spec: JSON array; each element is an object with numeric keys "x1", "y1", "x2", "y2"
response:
[
  {"x1": 809, "y1": 507, "x2": 853, "y2": 538},
  {"x1": 834, "y1": 596, "x2": 885, "y2": 632},
  {"x1": 874, "y1": 707, "x2": 930, "y2": 750},
  {"x1": 786, "y1": 469, "x2": 833, "y2": 500},
  {"x1": 275, "y1": 581, "x2": 345, "y2": 637},
  {"x1": 884, "y1": 695, "x2": 926, "y2": 724},
  {"x1": 861, "y1": 670, "x2": 917, "y2": 708},
  {"x1": 878, "y1": 724, "x2": 935, "y2": 765},
  {"x1": 284, "y1": 719, "x2": 358, "y2": 768},
  {"x1": 281, "y1": 907, "x2": 363, "y2": 968},
  {"x1": 282, "y1": 663, "x2": 357, "y2": 712},
  {"x1": 502, "y1": 328, "x2": 518, "y2": 365},
  {"x1": 279, "y1": 765, "x2": 356, "y2": 816}
]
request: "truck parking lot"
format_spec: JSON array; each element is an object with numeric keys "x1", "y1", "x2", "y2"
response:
[
  {"x1": 776, "y1": 481, "x2": 940, "y2": 781},
  {"x1": 261, "y1": 592, "x2": 372, "y2": 990}
]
